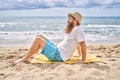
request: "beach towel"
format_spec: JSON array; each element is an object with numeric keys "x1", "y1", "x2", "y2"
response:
[{"x1": 31, "y1": 53, "x2": 103, "y2": 64}]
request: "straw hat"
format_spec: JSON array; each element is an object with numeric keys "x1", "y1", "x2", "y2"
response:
[{"x1": 68, "y1": 12, "x2": 82, "y2": 25}]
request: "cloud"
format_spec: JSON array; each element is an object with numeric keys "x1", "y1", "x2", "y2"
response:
[{"x1": 0, "y1": 0, "x2": 120, "y2": 10}]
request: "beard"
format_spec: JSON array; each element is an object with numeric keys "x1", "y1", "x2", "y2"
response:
[
  {"x1": 67, "y1": 21, "x2": 74, "y2": 28},
  {"x1": 65, "y1": 21, "x2": 74, "y2": 33},
  {"x1": 67, "y1": 21, "x2": 73, "y2": 26}
]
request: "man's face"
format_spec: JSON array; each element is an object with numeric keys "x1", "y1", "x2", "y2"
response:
[{"x1": 67, "y1": 16, "x2": 74, "y2": 25}]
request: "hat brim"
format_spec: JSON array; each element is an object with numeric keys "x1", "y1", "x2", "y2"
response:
[{"x1": 68, "y1": 13, "x2": 76, "y2": 19}]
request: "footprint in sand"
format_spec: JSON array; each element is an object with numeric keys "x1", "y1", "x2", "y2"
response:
[
  {"x1": 113, "y1": 44, "x2": 120, "y2": 49},
  {"x1": 0, "y1": 73, "x2": 5, "y2": 78},
  {"x1": 109, "y1": 59, "x2": 116, "y2": 61},
  {"x1": 7, "y1": 54, "x2": 16, "y2": 59},
  {"x1": 0, "y1": 55, "x2": 4, "y2": 59},
  {"x1": 19, "y1": 49, "x2": 28, "y2": 51},
  {"x1": 96, "y1": 55, "x2": 102, "y2": 58}
]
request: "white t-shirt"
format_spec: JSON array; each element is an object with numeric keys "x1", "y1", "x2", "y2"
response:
[{"x1": 57, "y1": 26, "x2": 85, "y2": 61}]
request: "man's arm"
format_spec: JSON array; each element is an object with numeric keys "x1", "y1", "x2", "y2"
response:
[
  {"x1": 79, "y1": 41, "x2": 87, "y2": 61},
  {"x1": 77, "y1": 44, "x2": 81, "y2": 56}
]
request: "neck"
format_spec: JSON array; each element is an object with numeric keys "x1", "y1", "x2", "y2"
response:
[{"x1": 73, "y1": 24, "x2": 78, "y2": 27}]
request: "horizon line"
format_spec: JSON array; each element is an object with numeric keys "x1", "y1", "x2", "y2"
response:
[{"x1": 0, "y1": 16, "x2": 120, "y2": 18}]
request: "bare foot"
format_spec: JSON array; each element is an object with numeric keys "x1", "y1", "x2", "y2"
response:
[
  {"x1": 76, "y1": 60, "x2": 87, "y2": 64},
  {"x1": 15, "y1": 58, "x2": 28, "y2": 64},
  {"x1": 8, "y1": 58, "x2": 29, "y2": 66},
  {"x1": 8, "y1": 60, "x2": 17, "y2": 66}
]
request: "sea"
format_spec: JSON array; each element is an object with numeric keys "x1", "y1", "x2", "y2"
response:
[{"x1": 0, "y1": 16, "x2": 120, "y2": 47}]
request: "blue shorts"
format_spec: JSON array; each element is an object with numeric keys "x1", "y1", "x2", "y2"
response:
[{"x1": 41, "y1": 39, "x2": 63, "y2": 62}]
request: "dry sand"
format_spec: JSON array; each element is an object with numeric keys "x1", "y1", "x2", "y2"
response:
[{"x1": 0, "y1": 44, "x2": 120, "y2": 80}]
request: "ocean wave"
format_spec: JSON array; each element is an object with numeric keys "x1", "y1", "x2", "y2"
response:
[
  {"x1": 83, "y1": 24, "x2": 120, "y2": 28},
  {"x1": 0, "y1": 23, "x2": 120, "y2": 45},
  {"x1": 0, "y1": 31, "x2": 64, "y2": 40},
  {"x1": 0, "y1": 22, "x2": 64, "y2": 31}
]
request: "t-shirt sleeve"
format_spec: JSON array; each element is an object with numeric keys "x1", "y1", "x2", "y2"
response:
[{"x1": 76, "y1": 28, "x2": 85, "y2": 42}]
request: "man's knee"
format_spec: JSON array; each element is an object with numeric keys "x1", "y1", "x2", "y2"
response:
[
  {"x1": 37, "y1": 34, "x2": 42, "y2": 38},
  {"x1": 37, "y1": 34, "x2": 44, "y2": 38},
  {"x1": 36, "y1": 35, "x2": 46, "y2": 46},
  {"x1": 36, "y1": 35, "x2": 45, "y2": 42}
]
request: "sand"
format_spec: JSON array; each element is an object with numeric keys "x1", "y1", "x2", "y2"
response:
[{"x1": 0, "y1": 44, "x2": 120, "y2": 80}]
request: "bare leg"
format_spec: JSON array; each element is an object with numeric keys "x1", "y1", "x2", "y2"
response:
[
  {"x1": 15, "y1": 35, "x2": 46, "y2": 64},
  {"x1": 18, "y1": 35, "x2": 47, "y2": 58}
]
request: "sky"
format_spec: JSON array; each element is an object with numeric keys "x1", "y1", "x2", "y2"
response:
[{"x1": 0, "y1": 0, "x2": 120, "y2": 17}]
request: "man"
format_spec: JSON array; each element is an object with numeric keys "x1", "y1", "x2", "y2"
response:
[{"x1": 13, "y1": 12, "x2": 86, "y2": 64}]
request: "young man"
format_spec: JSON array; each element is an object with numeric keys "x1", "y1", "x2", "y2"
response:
[{"x1": 13, "y1": 12, "x2": 86, "y2": 64}]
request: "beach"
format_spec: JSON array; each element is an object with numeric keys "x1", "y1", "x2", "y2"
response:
[
  {"x1": 0, "y1": 16, "x2": 120, "y2": 80},
  {"x1": 0, "y1": 0, "x2": 120, "y2": 79},
  {"x1": 0, "y1": 44, "x2": 120, "y2": 80}
]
